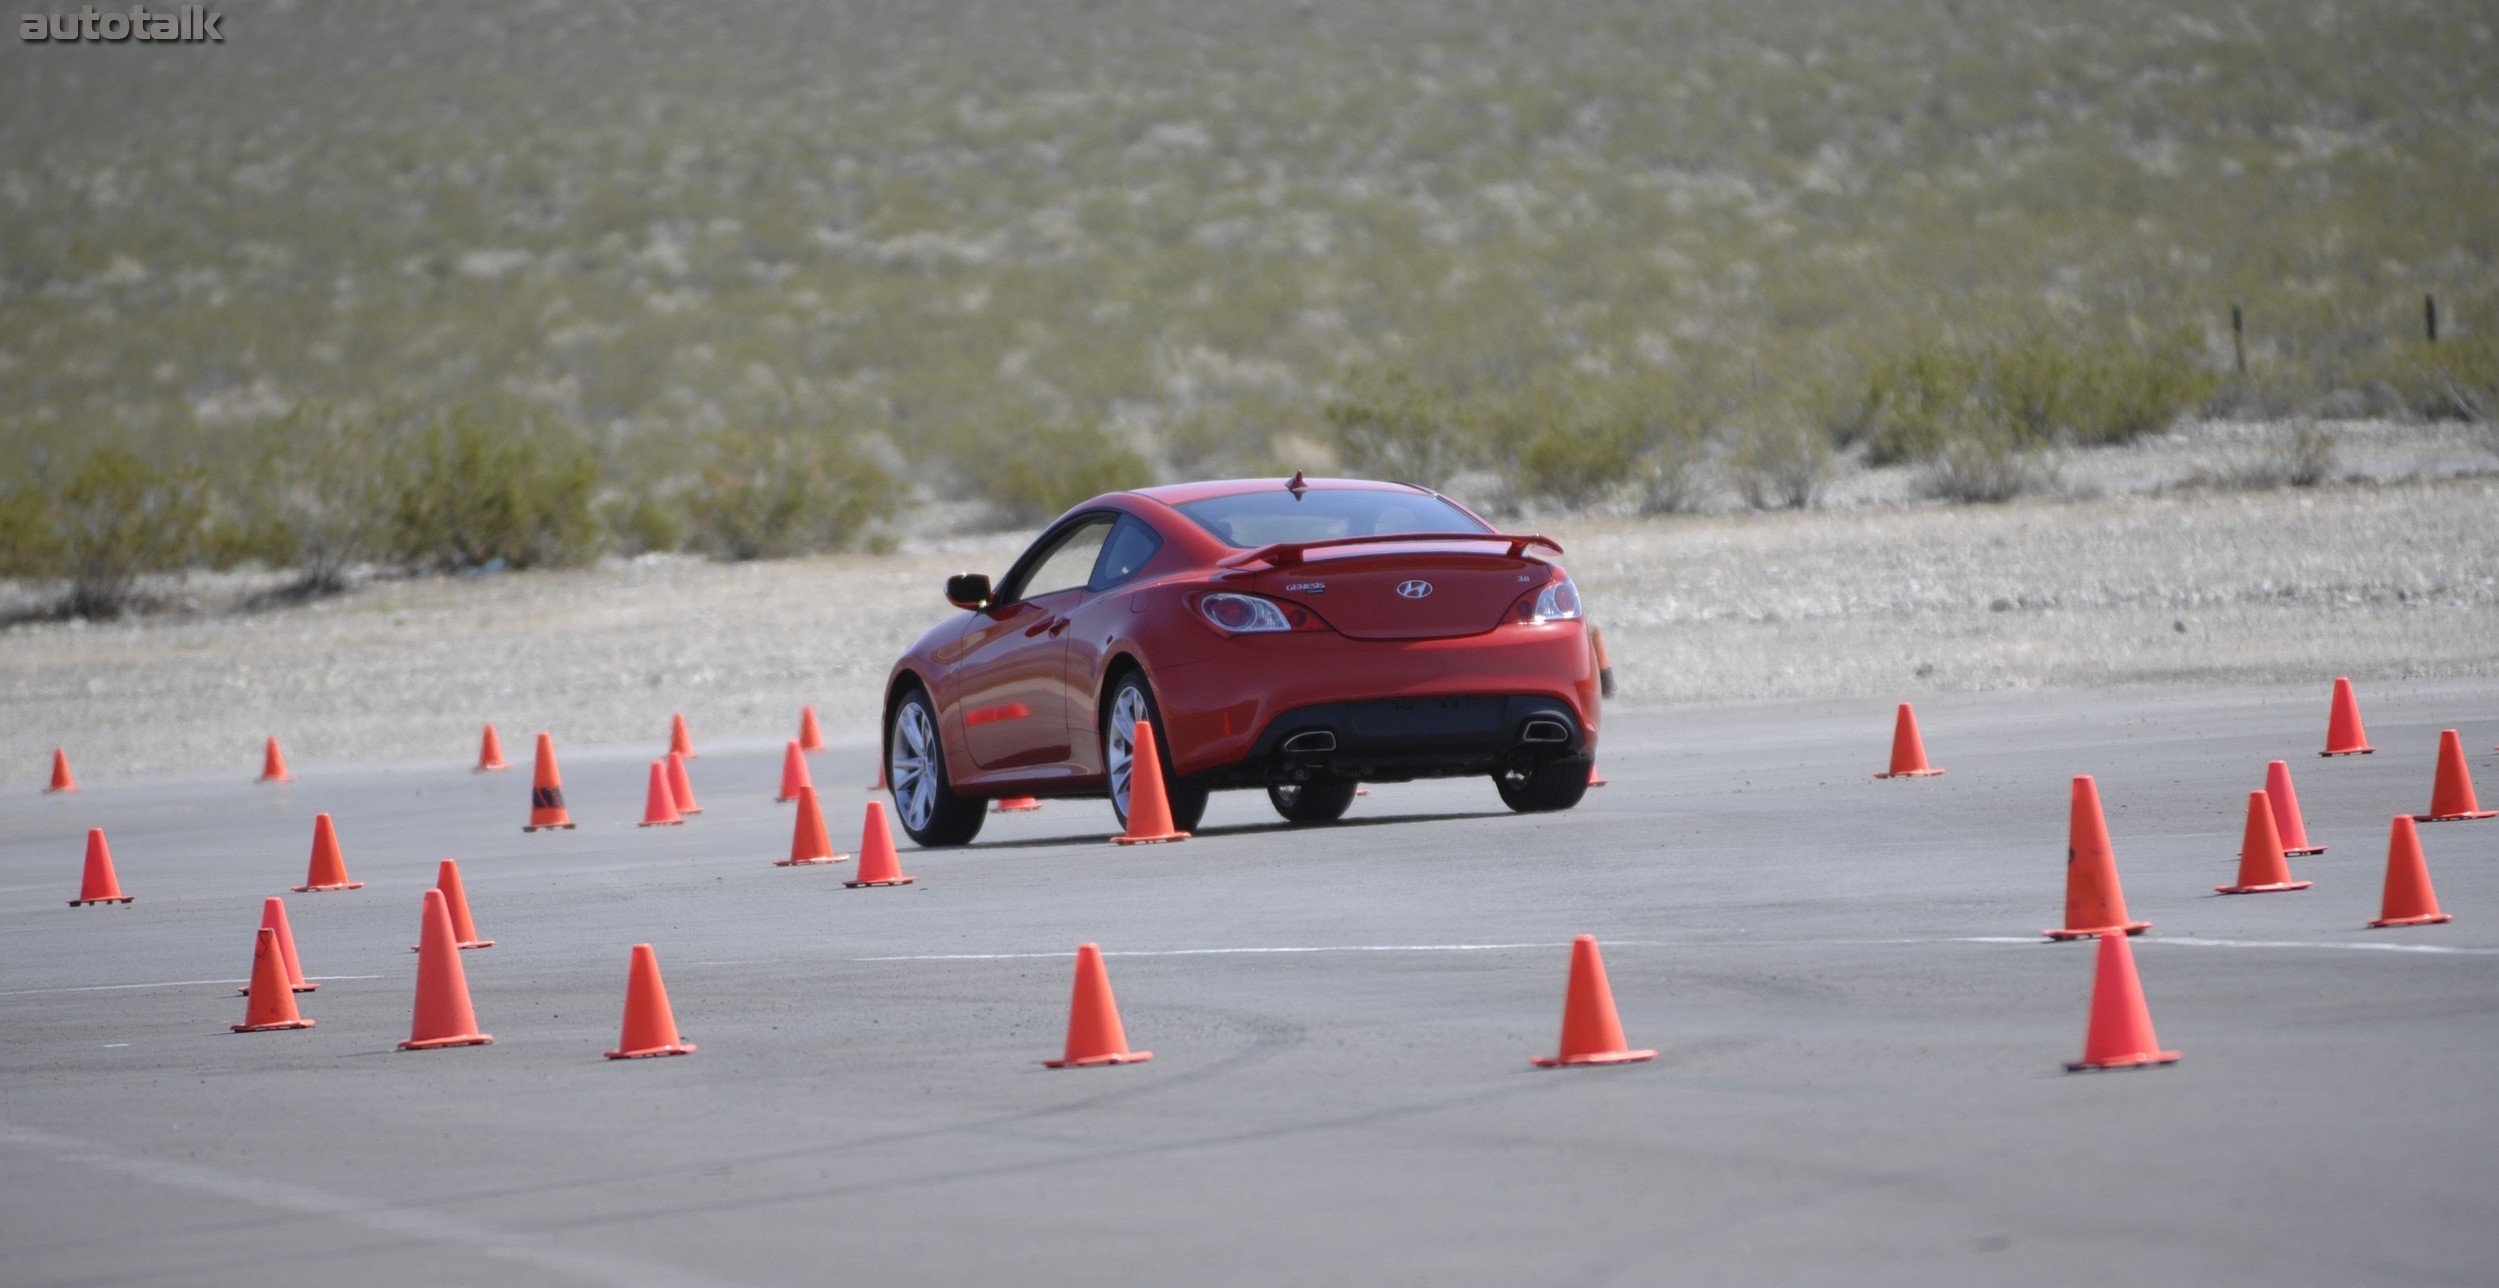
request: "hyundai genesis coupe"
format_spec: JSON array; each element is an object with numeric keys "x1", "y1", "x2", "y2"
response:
[{"x1": 881, "y1": 474, "x2": 1602, "y2": 846}]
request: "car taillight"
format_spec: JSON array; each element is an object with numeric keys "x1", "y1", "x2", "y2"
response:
[
  {"x1": 1508, "y1": 572, "x2": 1584, "y2": 624},
  {"x1": 1199, "y1": 592, "x2": 1297, "y2": 633}
]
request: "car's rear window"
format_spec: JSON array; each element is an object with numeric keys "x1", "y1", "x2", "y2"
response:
[{"x1": 1176, "y1": 488, "x2": 1490, "y2": 548}]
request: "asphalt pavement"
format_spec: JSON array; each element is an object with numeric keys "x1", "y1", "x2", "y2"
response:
[{"x1": 4, "y1": 681, "x2": 2496, "y2": 1287}]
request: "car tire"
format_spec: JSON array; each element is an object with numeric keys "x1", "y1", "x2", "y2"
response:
[
  {"x1": 1493, "y1": 757, "x2": 1591, "y2": 813},
  {"x1": 1105, "y1": 671, "x2": 1210, "y2": 834},
  {"x1": 1267, "y1": 778, "x2": 1358, "y2": 824},
  {"x1": 888, "y1": 684, "x2": 986, "y2": 847}
]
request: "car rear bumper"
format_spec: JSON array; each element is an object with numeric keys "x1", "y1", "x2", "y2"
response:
[{"x1": 1147, "y1": 622, "x2": 1599, "y2": 784}]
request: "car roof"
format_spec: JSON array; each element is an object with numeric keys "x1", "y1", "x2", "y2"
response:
[{"x1": 1124, "y1": 477, "x2": 1435, "y2": 506}]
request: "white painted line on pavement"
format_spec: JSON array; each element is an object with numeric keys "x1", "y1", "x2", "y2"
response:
[
  {"x1": 851, "y1": 942, "x2": 1573, "y2": 962},
  {"x1": 1955, "y1": 935, "x2": 2497, "y2": 956},
  {"x1": 0, "y1": 1119, "x2": 742, "y2": 1288},
  {"x1": 0, "y1": 974, "x2": 382, "y2": 998}
]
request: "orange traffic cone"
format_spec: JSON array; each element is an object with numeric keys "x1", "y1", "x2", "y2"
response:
[
  {"x1": 2414, "y1": 729, "x2": 2496, "y2": 822},
  {"x1": 293, "y1": 813, "x2": 364, "y2": 892},
  {"x1": 257, "y1": 735, "x2": 293, "y2": 783},
  {"x1": 776, "y1": 785, "x2": 847, "y2": 866},
  {"x1": 868, "y1": 757, "x2": 888, "y2": 792},
  {"x1": 408, "y1": 858, "x2": 495, "y2": 950},
  {"x1": 2320, "y1": 676, "x2": 2373, "y2": 756},
  {"x1": 2370, "y1": 815, "x2": 2452, "y2": 927},
  {"x1": 2218, "y1": 790, "x2": 2313, "y2": 894},
  {"x1": 669, "y1": 712, "x2": 696, "y2": 759},
  {"x1": 1043, "y1": 943, "x2": 1151, "y2": 1067},
  {"x1": 798, "y1": 705, "x2": 825, "y2": 753},
  {"x1": 524, "y1": 732, "x2": 574, "y2": 832},
  {"x1": 45, "y1": 747, "x2": 76, "y2": 793},
  {"x1": 2045, "y1": 776, "x2": 2150, "y2": 939},
  {"x1": 2264, "y1": 760, "x2": 2325, "y2": 856},
  {"x1": 777, "y1": 741, "x2": 813, "y2": 803},
  {"x1": 67, "y1": 827, "x2": 134, "y2": 906},
  {"x1": 666, "y1": 750, "x2": 703, "y2": 816},
  {"x1": 238, "y1": 897, "x2": 315, "y2": 993},
  {"x1": 399, "y1": 888, "x2": 493, "y2": 1050},
  {"x1": 638, "y1": 761, "x2": 684, "y2": 827},
  {"x1": 1587, "y1": 764, "x2": 1607, "y2": 788},
  {"x1": 845, "y1": 800, "x2": 915, "y2": 887},
  {"x1": 1532, "y1": 935, "x2": 1657, "y2": 1066},
  {"x1": 233, "y1": 928, "x2": 315, "y2": 1033},
  {"x1": 474, "y1": 723, "x2": 510, "y2": 772},
  {"x1": 993, "y1": 796, "x2": 1041, "y2": 812},
  {"x1": 606, "y1": 944, "x2": 696, "y2": 1059},
  {"x1": 2065, "y1": 930, "x2": 2178, "y2": 1071},
  {"x1": 1111, "y1": 721, "x2": 1191, "y2": 845},
  {"x1": 1875, "y1": 702, "x2": 1944, "y2": 778}
]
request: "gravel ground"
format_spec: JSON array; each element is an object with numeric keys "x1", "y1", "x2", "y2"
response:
[{"x1": 4, "y1": 427, "x2": 2494, "y2": 789}]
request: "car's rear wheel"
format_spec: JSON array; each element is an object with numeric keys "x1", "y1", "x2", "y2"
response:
[
  {"x1": 1493, "y1": 757, "x2": 1591, "y2": 813},
  {"x1": 1267, "y1": 778, "x2": 1358, "y2": 824},
  {"x1": 889, "y1": 685, "x2": 985, "y2": 846},
  {"x1": 1105, "y1": 672, "x2": 1210, "y2": 834}
]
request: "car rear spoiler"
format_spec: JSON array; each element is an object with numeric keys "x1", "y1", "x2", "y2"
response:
[{"x1": 1215, "y1": 531, "x2": 1564, "y2": 569}]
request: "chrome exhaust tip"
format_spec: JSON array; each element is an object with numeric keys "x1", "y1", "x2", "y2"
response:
[
  {"x1": 1520, "y1": 719, "x2": 1571, "y2": 745},
  {"x1": 1281, "y1": 730, "x2": 1338, "y2": 754}
]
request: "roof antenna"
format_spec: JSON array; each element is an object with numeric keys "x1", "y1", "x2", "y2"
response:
[{"x1": 1285, "y1": 470, "x2": 1308, "y2": 501}]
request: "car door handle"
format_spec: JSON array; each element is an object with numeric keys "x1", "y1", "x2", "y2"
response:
[
  {"x1": 1025, "y1": 616, "x2": 1065, "y2": 638},
  {"x1": 1046, "y1": 618, "x2": 1071, "y2": 637}
]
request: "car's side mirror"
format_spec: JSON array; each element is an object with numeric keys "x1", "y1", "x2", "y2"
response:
[{"x1": 945, "y1": 573, "x2": 993, "y2": 610}]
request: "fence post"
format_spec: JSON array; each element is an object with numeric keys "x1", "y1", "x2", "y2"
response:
[
  {"x1": 2231, "y1": 303, "x2": 2246, "y2": 375},
  {"x1": 2425, "y1": 293, "x2": 2438, "y2": 344}
]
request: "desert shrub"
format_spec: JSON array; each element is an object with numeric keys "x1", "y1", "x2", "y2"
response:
[
  {"x1": 1858, "y1": 345, "x2": 1983, "y2": 466},
  {"x1": 680, "y1": 426, "x2": 894, "y2": 560},
  {"x1": 977, "y1": 421, "x2": 1154, "y2": 526},
  {"x1": 1916, "y1": 428, "x2": 2050, "y2": 503},
  {"x1": 602, "y1": 494, "x2": 687, "y2": 557},
  {"x1": 0, "y1": 484, "x2": 62, "y2": 579},
  {"x1": 386, "y1": 410, "x2": 602, "y2": 572},
  {"x1": 43, "y1": 446, "x2": 205, "y2": 617},
  {"x1": 1508, "y1": 416, "x2": 1641, "y2": 509},
  {"x1": 209, "y1": 407, "x2": 398, "y2": 592},
  {"x1": 1322, "y1": 369, "x2": 1476, "y2": 490},
  {"x1": 2063, "y1": 331, "x2": 2215, "y2": 444},
  {"x1": 1728, "y1": 415, "x2": 1831, "y2": 510},
  {"x1": 2219, "y1": 420, "x2": 2337, "y2": 490},
  {"x1": 2370, "y1": 335, "x2": 2499, "y2": 425}
]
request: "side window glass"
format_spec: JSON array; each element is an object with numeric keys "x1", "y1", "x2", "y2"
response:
[
  {"x1": 1009, "y1": 517, "x2": 1114, "y2": 602},
  {"x1": 1089, "y1": 516, "x2": 1164, "y2": 591}
]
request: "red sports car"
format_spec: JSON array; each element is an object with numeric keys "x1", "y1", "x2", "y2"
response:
[{"x1": 881, "y1": 475, "x2": 1602, "y2": 845}]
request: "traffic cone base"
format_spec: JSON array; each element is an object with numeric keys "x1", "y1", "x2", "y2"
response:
[
  {"x1": 2044, "y1": 922, "x2": 2149, "y2": 941},
  {"x1": 606, "y1": 944, "x2": 696, "y2": 1059},
  {"x1": 1875, "y1": 702, "x2": 1944, "y2": 778},
  {"x1": 1532, "y1": 935, "x2": 1655, "y2": 1067},
  {"x1": 994, "y1": 796, "x2": 1042, "y2": 812},
  {"x1": 294, "y1": 880, "x2": 364, "y2": 891},
  {"x1": 67, "y1": 894, "x2": 135, "y2": 906},
  {"x1": 2372, "y1": 911, "x2": 2454, "y2": 928},
  {"x1": 2418, "y1": 811, "x2": 2499, "y2": 822},
  {"x1": 474, "y1": 724, "x2": 511, "y2": 773},
  {"x1": 844, "y1": 800, "x2": 914, "y2": 886},
  {"x1": 522, "y1": 821, "x2": 578, "y2": 832},
  {"x1": 257, "y1": 736, "x2": 294, "y2": 783},
  {"x1": 2066, "y1": 1049, "x2": 2179, "y2": 1072},
  {"x1": 2319, "y1": 676, "x2": 2373, "y2": 756},
  {"x1": 1045, "y1": 943, "x2": 1149, "y2": 1067},
  {"x1": 400, "y1": 1033, "x2": 493, "y2": 1050},
  {"x1": 46, "y1": 748, "x2": 77, "y2": 793},
  {"x1": 2216, "y1": 879, "x2": 2312, "y2": 894},
  {"x1": 777, "y1": 855, "x2": 848, "y2": 866}
]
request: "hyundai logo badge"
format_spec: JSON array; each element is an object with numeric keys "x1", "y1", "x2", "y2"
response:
[{"x1": 1396, "y1": 579, "x2": 1433, "y2": 599}]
